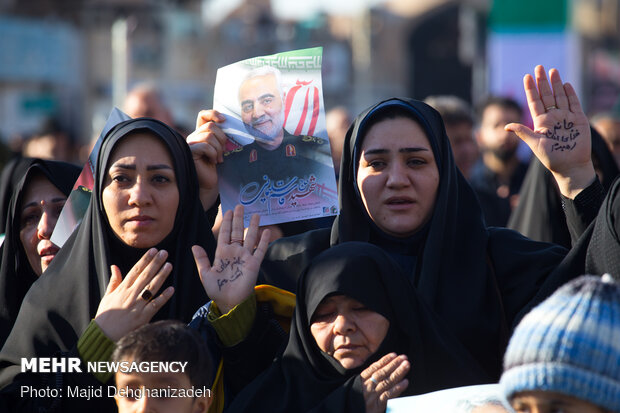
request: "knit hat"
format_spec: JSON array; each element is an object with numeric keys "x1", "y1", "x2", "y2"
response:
[{"x1": 500, "y1": 274, "x2": 620, "y2": 412}]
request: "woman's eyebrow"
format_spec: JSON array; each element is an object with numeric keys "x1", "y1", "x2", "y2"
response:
[
  {"x1": 363, "y1": 147, "x2": 429, "y2": 155},
  {"x1": 363, "y1": 149, "x2": 389, "y2": 155},
  {"x1": 146, "y1": 164, "x2": 173, "y2": 171},
  {"x1": 22, "y1": 197, "x2": 67, "y2": 210},
  {"x1": 399, "y1": 147, "x2": 429, "y2": 153},
  {"x1": 109, "y1": 163, "x2": 172, "y2": 171},
  {"x1": 109, "y1": 163, "x2": 135, "y2": 170}
]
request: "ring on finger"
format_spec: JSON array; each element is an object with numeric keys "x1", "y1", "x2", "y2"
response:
[
  {"x1": 545, "y1": 105, "x2": 557, "y2": 111},
  {"x1": 229, "y1": 238, "x2": 244, "y2": 246},
  {"x1": 370, "y1": 377, "x2": 379, "y2": 385},
  {"x1": 141, "y1": 289, "x2": 153, "y2": 301}
]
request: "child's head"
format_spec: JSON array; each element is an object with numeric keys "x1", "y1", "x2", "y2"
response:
[
  {"x1": 500, "y1": 274, "x2": 620, "y2": 413},
  {"x1": 112, "y1": 320, "x2": 213, "y2": 413}
]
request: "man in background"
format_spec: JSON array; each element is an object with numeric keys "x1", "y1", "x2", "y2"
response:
[
  {"x1": 470, "y1": 96, "x2": 529, "y2": 227},
  {"x1": 424, "y1": 95, "x2": 479, "y2": 180}
]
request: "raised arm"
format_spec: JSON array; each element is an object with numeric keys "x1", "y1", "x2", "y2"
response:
[
  {"x1": 186, "y1": 110, "x2": 229, "y2": 210},
  {"x1": 506, "y1": 65, "x2": 596, "y2": 199}
]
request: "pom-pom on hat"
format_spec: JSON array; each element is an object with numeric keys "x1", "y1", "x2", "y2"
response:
[{"x1": 500, "y1": 274, "x2": 620, "y2": 412}]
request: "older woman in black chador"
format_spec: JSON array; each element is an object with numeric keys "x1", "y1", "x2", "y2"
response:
[
  {"x1": 0, "y1": 158, "x2": 80, "y2": 346},
  {"x1": 196, "y1": 239, "x2": 488, "y2": 412},
  {"x1": 0, "y1": 118, "x2": 216, "y2": 412},
  {"x1": 189, "y1": 66, "x2": 604, "y2": 392}
]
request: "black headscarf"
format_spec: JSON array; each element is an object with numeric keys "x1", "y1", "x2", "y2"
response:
[
  {"x1": 508, "y1": 127, "x2": 619, "y2": 248},
  {"x1": 262, "y1": 98, "x2": 567, "y2": 380},
  {"x1": 0, "y1": 157, "x2": 39, "y2": 235},
  {"x1": 228, "y1": 242, "x2": 486, "y2": 412},
  {"x1": 0, "y1": 159, "x2": 80, "y2": 345},
  {"x1": 0, "y1": 118, "x2": 215, "y2": 388}
]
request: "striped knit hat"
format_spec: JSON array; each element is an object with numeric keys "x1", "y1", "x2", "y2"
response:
[{"x1": 500, "y1": 274, "x2": 620, "y2": 411}]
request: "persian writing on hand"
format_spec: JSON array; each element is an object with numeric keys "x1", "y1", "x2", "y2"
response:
[
  {"x1": 216, "y1": 256, "x2": 246, "y2": 291},
  {"x1": 544, "y1": 120, "x2": 580, "y2": 152}
]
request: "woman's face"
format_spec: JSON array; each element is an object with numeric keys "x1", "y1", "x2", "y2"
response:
[
  {"x1": 356, "y1": 116, "x2": 439, "y2": 238},
  {"x1": 310, "y1": 294, "x2": 389, "y2": 369},
  {"x1": 19, "y1": 174, "x2": 67, "y2": 276},
  {"x1": 102, "y1": 132, "x2": 179, "y2": 248}
]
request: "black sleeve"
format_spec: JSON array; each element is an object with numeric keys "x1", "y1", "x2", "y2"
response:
[
  {"x1": 561, "y1": 177, "x2": 605, "y2": 245},
  {"x1": 219, "y1": 301, "x2": 288, "y2": 399}
]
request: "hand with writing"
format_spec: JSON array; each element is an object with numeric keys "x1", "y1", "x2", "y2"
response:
[
  {"x1": 192, "y1": 204, "x2": 270, "y2": 314},
  {"x1": 506, "y1": 65, "x2": 595, "y2": 199}
]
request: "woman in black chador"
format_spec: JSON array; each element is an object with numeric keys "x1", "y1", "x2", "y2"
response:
[
  {"x1": 0, "y1": 118, "x2": 216, "y2": 412},
  {"x1": 0, "y1": 158, "x2": 80, "y2": 345},
  {"x1": 205, "y1": 239, "x2": 489, "y2": 412}
]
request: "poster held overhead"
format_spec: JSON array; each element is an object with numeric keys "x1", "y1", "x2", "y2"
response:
[{"x1": 214, "y1": 47, "x2": 339, "y2": 227}]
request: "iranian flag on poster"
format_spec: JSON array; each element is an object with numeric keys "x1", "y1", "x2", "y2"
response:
[{"x1": 213, "y1": 47, "x2": 339, "y2": 227}]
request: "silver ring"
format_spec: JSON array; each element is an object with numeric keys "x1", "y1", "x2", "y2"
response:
[
  {"x1": 545, "y1": 105, "x2": 557, "y2": 111},
  {"x1": 370, "y1": 377, "x2": 378, "y2": 385}
]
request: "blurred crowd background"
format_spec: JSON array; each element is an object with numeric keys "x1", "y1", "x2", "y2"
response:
[{"x1": 0, "y1": 0, "x2": 619, "y2": 167}]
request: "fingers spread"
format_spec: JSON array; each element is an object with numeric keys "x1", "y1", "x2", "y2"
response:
[
  {"x1": 523, "y1": 74, "x2": 545, "y2": 118},
  {"x1": 244, "y1": 213, "x2": 261, "y2": 250},
  {"x1": 549, "y1": 68, "x2": 568, "y2": 110},
  {"x1": 106, "y1": 265, "x2": 123, "y2": 294},
  {"x1": 505, "y1": 123, "x2": 537, "y2": 147},
  {"x1": 218, "y1": 209, "x2": 233, "y2": 245},
  {"x1": 253, "y1": 227, "x2": 271, "y2": 262},
  {"x1": 535, "y1": 65, "x2": 556, "y2": 110},
  {"x1": 230, "y1": 205, "x2": 245, "y2": 245},
  {"x1": 564, "y1": 82, "x2": 582, "y2": 114}
]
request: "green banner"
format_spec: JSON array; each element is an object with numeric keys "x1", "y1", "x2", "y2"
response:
[{"x1": 489, "y1": 0, "x2": 567, "y2": 30}]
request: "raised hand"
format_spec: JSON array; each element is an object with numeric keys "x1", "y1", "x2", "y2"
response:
[
  {"x1": 506, "y1": 65, "x2": 595, "y2": 198},
  {"x1": 192, "y1": 205, "x2": 270, "y2": 314},
  {"x1": 186, "y1": 110, "x2": 229, "y2": 210},
  {"x1": 94, "y1": 248, "x2": 174, "y2": 341},
  {"x1": 360, "y1": 353, "x2": 410, "y2": 413}
]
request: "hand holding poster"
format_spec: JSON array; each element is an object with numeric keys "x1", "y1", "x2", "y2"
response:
[{"x1": 214, "y1": 47, "x2": 339, "y2": 227}]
